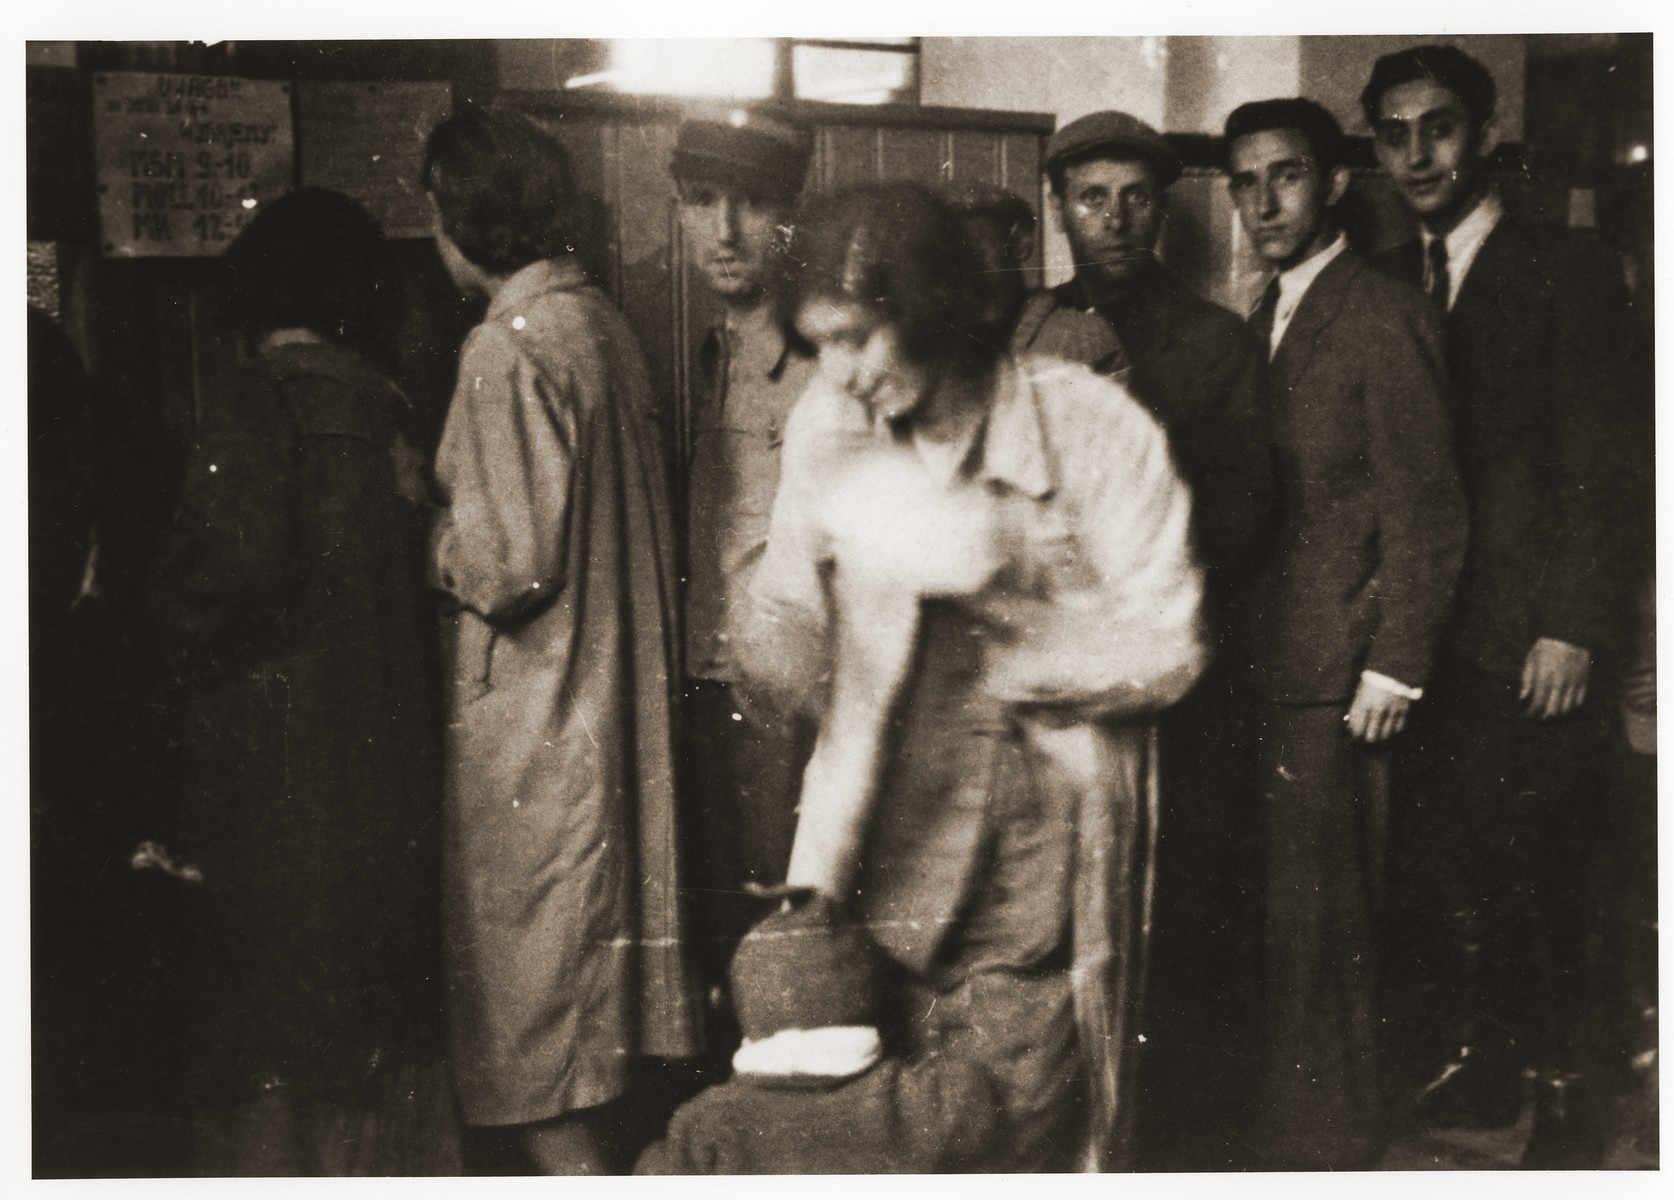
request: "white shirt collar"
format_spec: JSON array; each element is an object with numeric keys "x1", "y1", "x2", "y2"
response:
[
  {"x1": 1267, "y1": 232, "x2": 1349, "y2": 357},
  {"x1": 1421, "y1": 191, "x2": 1504, "y2": 310}
]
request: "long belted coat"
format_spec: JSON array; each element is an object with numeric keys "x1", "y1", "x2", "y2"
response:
[{"x1": 430, "y1": 257, "x2": 700, "y2": 1125}]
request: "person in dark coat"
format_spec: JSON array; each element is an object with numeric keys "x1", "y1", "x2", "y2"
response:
[
  {"x1": 1362, "y1": 44, "x2": 1642, "y2": 1168},
  {"x1": 1224, "y1": 98, "x2": 1467, "y2": 1168},
  {"x1": 1033, "y1": 109, "x2": 1276, "y2": 1167},
  {"x1": 148, "y1": 188, "x2": 454, "y2": 1175}
]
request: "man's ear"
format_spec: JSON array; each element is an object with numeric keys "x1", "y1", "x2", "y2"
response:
[
  {"x1": 1047, "y1": 190, "x2": 1067, "y2": 236},
  {"x1": 1325, "y1": 164, "x2": 1352, "y2": 208},
  {"x1": 1004, "y1": 219, "x2": 1036, "y2": 271}
]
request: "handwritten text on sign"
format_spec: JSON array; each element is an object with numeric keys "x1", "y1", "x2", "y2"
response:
[{"x1": 94, "y1": 72, "x2": 295, "y2": 257}]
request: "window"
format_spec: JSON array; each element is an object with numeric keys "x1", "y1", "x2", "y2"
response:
[
  {"x1": 791, "y1": 40, "x2": 918, "y2": 105},
  {"x1": 569, "y1": 38, "x2": 920, "y2": 105}
]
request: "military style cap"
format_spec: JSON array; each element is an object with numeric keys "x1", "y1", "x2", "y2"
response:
[
  {"x1": 1044, "y1": 110, "x2": 1182, "y2": 187},
  {"x1": 671, "y1": 109, "x2": 814, "y2": 200}
]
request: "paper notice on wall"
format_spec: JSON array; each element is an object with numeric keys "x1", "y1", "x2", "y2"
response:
[
  {"x1": 93, "y1": 72, "x2": 295, "y2": 257},
  {"x1": 297, "y1": 81, "x2": 452, "y2": 240}
]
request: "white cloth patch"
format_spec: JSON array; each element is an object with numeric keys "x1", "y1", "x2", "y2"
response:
[{"x1": 731, "y1": 1025, "x2": 883, "y2": 1080}]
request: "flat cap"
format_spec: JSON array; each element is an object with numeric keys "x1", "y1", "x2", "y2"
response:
[
  {"x1": 1044, "y1": 110, "x2": 1182, "y2": 187},
  {"x1": 671, "y1": 109, "x2": 813, "y2": 200}
]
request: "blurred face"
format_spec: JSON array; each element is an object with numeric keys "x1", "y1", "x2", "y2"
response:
[
  {"x1": 961, "y1": 214, "x2": 1030, "y2": 330},
  {"x1": 796, "y1": 298, "x2": 935, "y2": 426},
  {"x1": 1228, "y1": 127, "x2": 1347, "y2": 272},
  {"x1": 1055, "y1": 156, "x2": 1165, "y2": 288},
  {"x1": 677, "y1": 180, "x2": 789, "y2": 304},
  {"x1": 1371, "y1": 78, "x2": 1486, "y2": 229}
]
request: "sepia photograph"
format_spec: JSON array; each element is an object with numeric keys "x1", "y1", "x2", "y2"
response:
[{"x1": 20, "y1": 13, "x2": 1659, "y2": 1181}]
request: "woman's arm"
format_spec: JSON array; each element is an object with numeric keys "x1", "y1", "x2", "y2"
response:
[{"x1": 430, "y1": 324, "x2": 578, "y2": 624}]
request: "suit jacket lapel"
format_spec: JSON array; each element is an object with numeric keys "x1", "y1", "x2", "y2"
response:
[
  {"x1": 1380, "y1": 239, "x2": 1423, "y2": 287},
  {"x1": 1271, "y1": 248, "x2": 1357, "y2": 382},
  {"x1": 1450, "y1": 218, "x2": 1516, "y2": 321}
]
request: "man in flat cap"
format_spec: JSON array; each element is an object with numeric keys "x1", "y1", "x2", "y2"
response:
[
  {"x1": 668, "y1": 109, "x2": 819, "y2": 1049},
  {"x1": 1041, "y1": 111, "x2": 1272, "y2": 579},
  {"x1": 1037, "y1": 110, "x2": 1275, "y2": 1166},
  {"x1": 1031, "y1": 105, "x2": 1278, "y2": 1158}
]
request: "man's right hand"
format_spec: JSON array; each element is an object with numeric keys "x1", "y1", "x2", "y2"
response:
[{"x1": 1521, "y1": 637, "x2": 1591, "y2": 719}]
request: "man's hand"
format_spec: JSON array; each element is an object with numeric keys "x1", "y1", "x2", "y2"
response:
[
  {"x1": 1345, "y1": 677, "x2": 1412, "y2": 743},
  {"x1": 1521, "y1": 637, "x2": 1591, "y2": 719}
]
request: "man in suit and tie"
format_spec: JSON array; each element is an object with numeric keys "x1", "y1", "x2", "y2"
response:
[
  {"x1": 1223, "y1": 97, "x2": 1467, "y2": 1169},
  {"x1": 1362, "y1": 45, "x2": 1640, "y2": 1167}
]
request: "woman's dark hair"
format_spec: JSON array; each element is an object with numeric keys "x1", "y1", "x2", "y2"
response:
[
  {"x1": 221, "y1": 186, "x2": 397, "y2": 358},
  {"x1": 422, "y1": 107, "x2": 577, "y2": 276},
  {"x1": 782, "y1": 182, "x2": 1001, "y2": 377}
]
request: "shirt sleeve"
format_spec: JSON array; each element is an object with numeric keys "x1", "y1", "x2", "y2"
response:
[
  {"x1": 429, "y1": 323, "x2": 577, "y2": 625},
  {"x1": 148, "y1": 365, "x2": 300, "y2": 659},
  {"x1": 734, "y1": 385, "x2": 839, "y2": 716},
  {"x1": 983, "y1": 384, "x2": 1207, "y2": 718}
]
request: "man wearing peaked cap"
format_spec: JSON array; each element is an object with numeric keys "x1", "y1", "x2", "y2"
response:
[
  {"x1": 1036, "y1": 110, "x2": 1277, "y2": 1168},
  {"x1": 670, "y1": 110, "x2": 814, "y2": 203},
  {"x1": 668, "y1": 107, "x2": 819, "y2": 1069}
]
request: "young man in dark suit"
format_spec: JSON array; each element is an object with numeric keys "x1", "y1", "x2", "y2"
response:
[
  {"x1": 1363, "y1": 44, "x2": 1640, "y2": 1167},
  {"x1": 1224, "y1": 97, "x2": 1467, "y2": 1169}
]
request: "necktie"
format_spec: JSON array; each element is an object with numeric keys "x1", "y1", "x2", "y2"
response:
[
  {"x1": 1426, "y1": 237, "x2": 1451, "y2": 310},
  {"x1": 1249, "y1": 277, "x2": 1281, "y2": 358}
]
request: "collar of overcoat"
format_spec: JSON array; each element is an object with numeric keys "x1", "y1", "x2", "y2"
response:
[{"x1": 487, "y1": 256, "x2": 591, "y2": 323}]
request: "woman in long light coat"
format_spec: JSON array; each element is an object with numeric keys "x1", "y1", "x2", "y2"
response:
[{"x1": 423, "y1": 109, "x2": 699, "y2": 1173}]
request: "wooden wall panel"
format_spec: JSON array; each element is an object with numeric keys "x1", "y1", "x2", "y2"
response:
[
  {"x1": 878, "y1": 127, "x2": 948, "y2": 184},
  {"x1": 610, "y1": 119, "x2": 683, "y2": 410},
  {"x1": 54, "y1": 82, "x2": 1050, "y2": 500},
  {"x1": 819, "y1": 125, "x2": 881, "y2": 188},
  {"x1": 999, "y1": 132, "x2": 1043, "y2": 204},
  {"x1": 947, "y1": 131, "x2": 1001, "y2": 187},
  {"x1": 504, "y1": 101, "x2": 1051, "y2": 448},
  {"x1": 1161, "y1": 170, "x2": 1251, "y2": 316}
]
